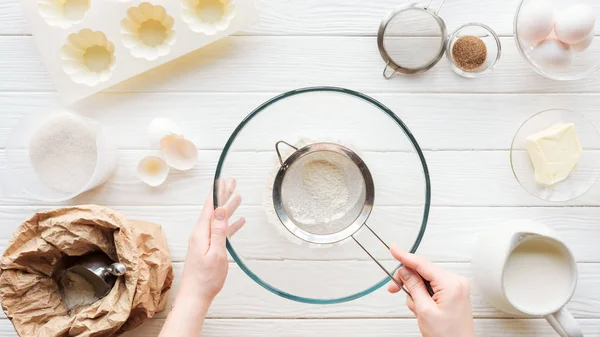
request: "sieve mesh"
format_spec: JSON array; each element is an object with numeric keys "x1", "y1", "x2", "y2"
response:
[
  {"x1": 383, "y1": 8, "x2": 445, "y2": 70},
  {"x1": 280, "y1": 150, "x2": 366, "y2": 236},
  {"x1": 378, "y1": 3, "x2": 448, "y2": 76}
]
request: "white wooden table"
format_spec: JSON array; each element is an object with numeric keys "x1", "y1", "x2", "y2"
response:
[{"x1": 2, "y1": 0, "x2": 600, "y2": 336}]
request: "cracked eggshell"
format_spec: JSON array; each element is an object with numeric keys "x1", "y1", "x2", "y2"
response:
[
  {"x1": 160, "y1": 135, "x2": 198, "y2": 171},
  {"x1": 148, "y1": 117, "x2": 182, "y2": 148},
  {"x1": 121, "y1": 2, "x2": 177, "y2": 61},
  {"x1": 137, "y1": 155, "x2": 170, "y2": 186},
  {"x1": 181, "y1": 0, "x2": 236, "y2": 35}
]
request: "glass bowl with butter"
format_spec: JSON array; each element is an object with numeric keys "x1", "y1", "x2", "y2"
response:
[{"x1": 511, "y1": 109, "x2": 600, "y2": 202}]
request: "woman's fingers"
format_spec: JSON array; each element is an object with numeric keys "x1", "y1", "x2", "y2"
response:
[
  {"x1": 229, "y1": 217, "x2": 246, "y2": 237},
  {"x1": 390, "y1": 244, "x2": 447, "y2": 286},
  {"x1": 396, "y1": 267, "x2": 436, "y2": 312},
  {"x1": 224, "y1": 194, "x2": 242, "y2": 217},
  {"x1": 194, "y1": 186, "x2": 215, "y2": 253},
  {"x1": 209, "y1": 208, "x2": 229, "y2": 254},
  {"x1": 388, "y1": 269, "x2": 403, "y2": 293},
  {"x1": 406, "y1": 295, "x2": 416, "y2": 314},
  {"x1": 217, "y1": 178, "x2": 237, "y2": 206}
]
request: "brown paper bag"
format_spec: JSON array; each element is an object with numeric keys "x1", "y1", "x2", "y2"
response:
[{"x1": 0, "y1": 205, "x2": 174, "y2": 337}]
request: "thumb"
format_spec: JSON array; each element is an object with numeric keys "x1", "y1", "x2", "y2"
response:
[
  {"x1": 210, "y1": 207, "x2": 229, "y2": 252},
  {"x1": 396, "y1": 267, "x2": 435, "y2": 312}
]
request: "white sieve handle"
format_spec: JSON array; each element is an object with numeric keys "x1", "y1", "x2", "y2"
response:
[{"x1": 275, "y1": 141, "x2": 298, "y2": 166}]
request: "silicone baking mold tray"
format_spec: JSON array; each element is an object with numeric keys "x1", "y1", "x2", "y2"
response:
[{"x1": 21, "y1": 0, "x2": 258, "y2": 104}]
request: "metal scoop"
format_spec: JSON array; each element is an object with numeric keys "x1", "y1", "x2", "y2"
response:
[{"x1": 66, "y1": 253, "x2": 126, "y2": 298}]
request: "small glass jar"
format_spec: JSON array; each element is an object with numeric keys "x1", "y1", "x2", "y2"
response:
[{"x1": 447, "y1": 23, "x2": 502, "y2": 79}]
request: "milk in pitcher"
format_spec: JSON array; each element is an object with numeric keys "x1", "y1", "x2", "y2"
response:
[{"x1": 502, "y1": 237, "x2": 576, "y2": 314}]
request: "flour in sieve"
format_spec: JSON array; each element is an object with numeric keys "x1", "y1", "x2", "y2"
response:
[
  {"x1": 282, "y1": 151, "x2": 364, "y2": 235},
  {"x1": 29, "y1": 113, "x2": 98, "y2": 193}
]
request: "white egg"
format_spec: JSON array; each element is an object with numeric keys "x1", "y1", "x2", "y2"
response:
[
  {"x1": 148, "y1": 117, "x2": 181, "y2": 148},
  {"x1": 137, "y1": 156, "x2": 169, "y2": 187},
  {"x1": 571, "y1": 31, "x2": 594, "y2": 52},
  {"x1": 531, "y1": 39, "x2": 574, "y2": 69},
  {"x1": 518, "y1": 0, "x2": 556, "y2": 45},
  {"x1": 160, "y1": 135, "x2": 198, "y2": 171},
  {"x1": 555, "y1": 4, "x2": 596, "y2": 44}
]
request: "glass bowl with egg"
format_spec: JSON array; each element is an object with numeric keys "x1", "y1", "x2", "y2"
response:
[
  {"x1": 510, "y1": 109, "x2": 600, "y2": 202},
  {"x1": 514, "y1": 0, "x2": 600, "y2": 80}
]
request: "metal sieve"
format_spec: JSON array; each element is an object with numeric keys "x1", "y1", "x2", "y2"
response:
[
  {"x1": 273, "y1": 141, "x2": 433, "y2": 297},
  {"x1": 378, "y1": 0, "x2": 448, "y2": 78}
]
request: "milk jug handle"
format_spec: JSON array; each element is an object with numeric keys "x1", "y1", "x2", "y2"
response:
[{"x1": 546, "y1": 308, "x2": 583, "y2": 337}]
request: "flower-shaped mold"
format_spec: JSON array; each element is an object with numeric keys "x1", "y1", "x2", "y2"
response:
[
  {"x1": 121, "y1": 3, "x2": 176, "y2": 61},
  {"x1": 38, "y1": 0, "x2": 90, "y2": 28},
  {"x1": 61, "y1": 29, "x2": 116, "y2": 86},
  {"x1": 181, "y1": 0, "x2": 236, "y2": 35}
]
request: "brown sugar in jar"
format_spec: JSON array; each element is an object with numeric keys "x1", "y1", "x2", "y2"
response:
[{"x1": 452, "y1": 36, "x2": 487, "y2": 72}]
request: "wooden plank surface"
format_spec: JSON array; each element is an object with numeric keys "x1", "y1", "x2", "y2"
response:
[
  {"x1": 2, "y1": 36, "x2": 600, "y2": 93},
  {"x1": 1, "y1": 206, "x2": 600, "y2": 263},
  {"x1": 2, "y1": 0, "x2": 600, "y2": 37},
  {"x1": 0, "y1": 261, "x2": 598, "y2": 320},
  {"x1": 1, "y1": 0, "x2": 600, "y2": 335},
  {"x1": 4, "y1": 149, "x2": 600, "y2": 207},
  {"x1": 0, "y1": 318, "x2": 597, "y2": 337},
  {"x1": 3, "y1": 93, "x2": 600, "y2": 151}
]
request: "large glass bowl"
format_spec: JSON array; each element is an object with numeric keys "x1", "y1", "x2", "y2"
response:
[
  {"x1": 213, "y1": 87, "x2": 431, "y2": 304},
  {"x1": 514, "y1": 0, "x2": 600, "y2": 81}
]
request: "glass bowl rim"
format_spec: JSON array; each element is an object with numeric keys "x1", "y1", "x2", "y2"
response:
[
  {"x1": 513, "y1": 0, "x2": 600, "y2": 81},
  {"x1": 509, "y1": 108, "x2": 600, "y2": 202},
  {"x1": 213, "y1": 86, "x2": 432, "y2": 304}
]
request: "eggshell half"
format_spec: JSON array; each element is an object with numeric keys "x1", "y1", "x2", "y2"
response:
[
  {"x1": 137, "y1": 155, "x2": 170, "y2": 187},
  {"x1": 161, "y1": 135, "x2": 198, "y2": 171}
]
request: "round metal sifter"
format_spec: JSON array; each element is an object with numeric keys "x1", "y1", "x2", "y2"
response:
[
  {"x1": 378, "y1": 0, "x2": 448, "y2": 77},
  {"x1": 273, "y1": 141, "x2": 432, "y2": 297}
]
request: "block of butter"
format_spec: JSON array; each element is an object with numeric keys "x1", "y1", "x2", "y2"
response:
[{"x1": 525, "y1": 123, "x2": 582, "y2": 186}]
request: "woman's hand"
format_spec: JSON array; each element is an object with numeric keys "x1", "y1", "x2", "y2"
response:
[
  {"x1": 160, "y1": 179, "x2": 244, "y2": 337},
  {"x1": 179, "y1": 179, "x2": 245, "y2": 305},
  {"x1": 388, "y1": 245, "x2": 475, "y2": 337}
]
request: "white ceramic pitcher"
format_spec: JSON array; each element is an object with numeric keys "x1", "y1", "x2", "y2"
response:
[{"x1": 473, "y1": 220, "x2": 582, "y2": 337}]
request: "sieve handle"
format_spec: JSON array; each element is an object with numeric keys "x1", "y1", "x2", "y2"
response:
[
  {"x1": 363, "y1": 223, "x2": 435, "y2": 297},
  {"x1": 383, "y1": 63, "x2": 397, "y2": 80},
  {"x1": 351, "y1": 235, "x2": 412, "y2": 298},
  {"x1": 275, "y1": 141, "x2": 298, "y2": 166},
  {"x1": 425, "y1": 0, "x2": 447, "y2": 15}
]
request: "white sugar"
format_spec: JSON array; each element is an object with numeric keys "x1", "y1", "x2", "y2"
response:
[{"x1": 29, "y1": 113, "x2": 98, "y2": 193}]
